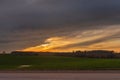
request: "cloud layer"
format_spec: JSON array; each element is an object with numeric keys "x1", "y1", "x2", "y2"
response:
[{"x1": 0, "y1": 0, "x2": 120, "y2": 52}]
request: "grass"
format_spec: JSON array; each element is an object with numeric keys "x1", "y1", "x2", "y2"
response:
[{"x1": 0, "y1": 55, "x2": 120, "y2": 70}]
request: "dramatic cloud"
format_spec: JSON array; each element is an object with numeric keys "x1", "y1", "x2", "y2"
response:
[
  {"x1": 0, "y1": 0, "x2": 120, "y2": 52},
  {"x1": 23, "y1": 25, "x2": 120, "y2": 52}
]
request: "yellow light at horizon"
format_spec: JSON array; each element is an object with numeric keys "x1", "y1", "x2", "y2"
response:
[{"x1": 22, "y1": 25, "x2": 120, "y2": 52}]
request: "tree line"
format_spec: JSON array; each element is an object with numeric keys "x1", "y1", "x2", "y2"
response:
[{"x1": 10, "y1": 50, "x2": 120, "y2": 58}]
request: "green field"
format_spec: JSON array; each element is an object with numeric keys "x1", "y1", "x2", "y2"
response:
[{"x1": 0, "y1": 55, "x2": 120, "y2": 70}]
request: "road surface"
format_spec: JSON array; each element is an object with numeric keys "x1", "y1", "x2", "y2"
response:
[{"x1": 0, "y1": 72, "x2": 120, "y2": 80}]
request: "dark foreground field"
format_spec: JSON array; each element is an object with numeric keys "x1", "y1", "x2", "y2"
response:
[{"x1": 0, "y1": 55, "x2": 120, "y2": 70}]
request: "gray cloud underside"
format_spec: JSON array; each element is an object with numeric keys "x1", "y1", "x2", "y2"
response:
[{"x1": 0, "y1": 0, "x2": 120, "y2": 52}]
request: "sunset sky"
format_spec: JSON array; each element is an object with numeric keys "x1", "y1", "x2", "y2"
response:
[{"x1": 0, "y1": 0, "x2": 120, "y2": 52}]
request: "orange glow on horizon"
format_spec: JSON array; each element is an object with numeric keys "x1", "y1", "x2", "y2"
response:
[{"x1": 22, "y1": 25, "x2": 120, "y2": 53}]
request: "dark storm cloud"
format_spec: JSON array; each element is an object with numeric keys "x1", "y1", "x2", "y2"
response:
[
  {"x1": 0, "y1": 0, "x2": 120, "y2": 52},
  {"x1": 1, "y1": 0, "x2": 120, "y2": 30}
]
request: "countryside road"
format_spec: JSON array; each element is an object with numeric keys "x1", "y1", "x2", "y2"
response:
[{"x1": 0, "y1": 72, "x2": 120, "y2": 80}]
